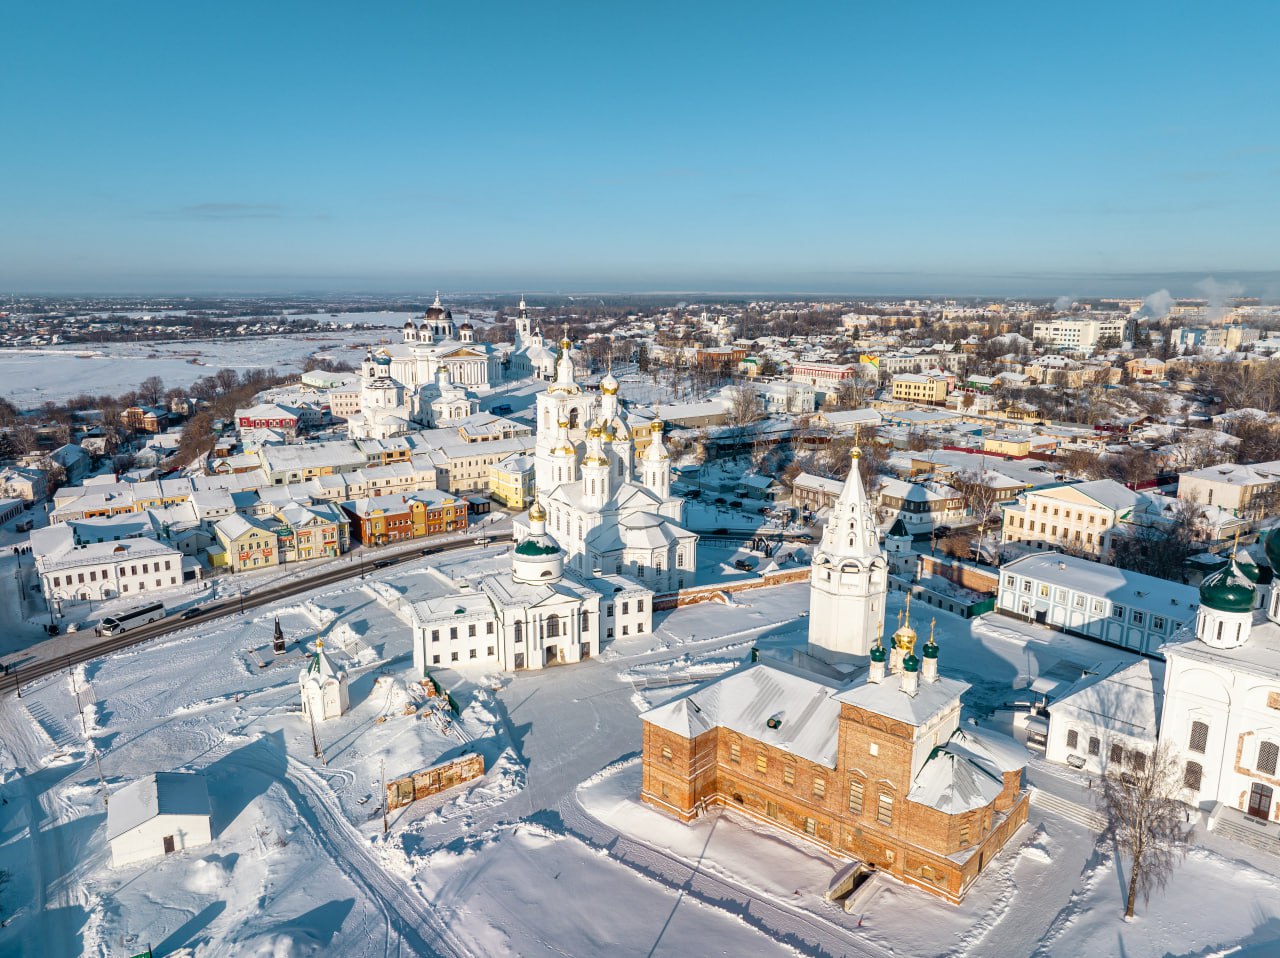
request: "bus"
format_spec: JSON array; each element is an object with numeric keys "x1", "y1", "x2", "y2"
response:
[{"x1": 100, "y1": 602, "x2": 166, "y2": 637}]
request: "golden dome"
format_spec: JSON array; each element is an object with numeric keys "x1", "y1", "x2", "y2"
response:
[
  {"x1": 557, "y1": 417, "x2": 570, "y2": 428},
  {"x1": 583, "y1": 453, "x2": 609, "y2": 466},
  {"x1": 603, "y1": 427, "x2": 616, "y2": 441},
  {"x1": 528, "y1": 501, "x2": 547, "y2": 521},
  {"x1": 587, "y1": 423, "x2": 603, "y2": 438},
  {"x1": 553, "y1": 442, "x2": 576, "y2": 456},
  {"x1": 892, "y1": 624, "x2": 917, "y2": 651}
]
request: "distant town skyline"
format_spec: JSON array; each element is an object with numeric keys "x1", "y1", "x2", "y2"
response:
[{"x1": 4, "y1": 3, "x2": 1278, "y2": 295}]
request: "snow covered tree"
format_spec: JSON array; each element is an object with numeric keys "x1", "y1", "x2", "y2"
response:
[{"x1": 1098, "y1": 743, "x2": 1192, "y2": 919}]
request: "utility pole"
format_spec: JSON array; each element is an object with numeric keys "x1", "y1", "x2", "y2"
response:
[
  {"x1": 309, "y1": 705, "x2": 326, "y2": 767},
  {"x1": 380, "y1": 758, "x2": 389, "y2": 836},
  {"x1": 94, "y1": 748, "x2": 108, "y2": 806}
]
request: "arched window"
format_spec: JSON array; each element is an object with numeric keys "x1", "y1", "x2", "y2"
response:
[
  {"x1": 546, "y1": 615, "x2": 560, "y2": 639},
  {"x1": 876, "y1": 793, "x2": 893, "y2": 826},
  {"x1": 580, "y1": 610, "x2": 590, "y2": 632},
  {"x1": 569, "y1": 408, "x2": 579, "y2": 430},
  {"x1": 514, "y1": 621, "x2": 523, "y2": 643},
  {"x1": 1216, "y1": 620, "x2": 1223, "y2": 642},
  {"x1": 1184, "y1": 761, "x2": 1203, "y2": 791},
  {"x1": 1189, "y1": 721, "x2": 1209, "y2": 754}
]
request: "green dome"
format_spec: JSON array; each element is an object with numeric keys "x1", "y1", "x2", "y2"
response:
[
  {"x1": 1266, "y1": 528, "x2": 1280, "y2": 572},
  {"x1": 515, "y1": 539, "x2": 559, "y2": 557},
  {"x1": 902, "y1": 653, "x2": 920, "y2": 673},
  {"x1": 870, "y1": 644, "x2": 887, "y2": 663},
  {"x1": 922, "y1": 642, "x2": 938, "y2": 659},
  {"x1": 1199, "y1": 560, "x2": 1257, "y2": 614},
  {"x1": 1239, "y1": 559, "x2": 1262, "y2": 583}
]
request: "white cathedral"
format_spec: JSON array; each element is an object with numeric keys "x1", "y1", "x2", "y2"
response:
[
  {"x1": 513, "y1": 337, "x2": 698, "y2": 594},
  {"x1": 346, "y1": 351, "x2": 480, "y2": 441},
  {"x1": 507, "y1": 296, "x2": 580, "y2": 381}
]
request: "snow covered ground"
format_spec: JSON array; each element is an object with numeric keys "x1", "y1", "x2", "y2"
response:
[
  {"x1": 2, "y1": 559, "x2": 1278, "y2": 956},
  {"x1": 0, "y1": 331, "x2": 377, "y2": 405}
]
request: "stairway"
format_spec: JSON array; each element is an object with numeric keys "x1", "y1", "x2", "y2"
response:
[
  {"x1": 1030, "y1": 786, "x2": 1106, "y2": 832},
  {"x1": 1210, "y1": 807, "x2": 1280, "y2": 857}
]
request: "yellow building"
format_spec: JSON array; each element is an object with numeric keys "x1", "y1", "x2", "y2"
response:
[
  {"x1": 489, "y1": 453, "x2": 536, "y2": 509},
  {"x1": 983, "y1": 434, "x2": 1033, "y2": 457},
  {"x1": 213, "y1": 515, "x2": 280, "y2": 573},
  {"x1": 891, "y1": 374, "x2": 949, "y2": 405},
  {"x1": 1001, "y1": 479, "x2": 1148, "y2": 560}
]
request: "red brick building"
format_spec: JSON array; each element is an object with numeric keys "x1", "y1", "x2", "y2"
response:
[{"x1": 641, "y1": 635, "x2": 1028, "y2": 903}]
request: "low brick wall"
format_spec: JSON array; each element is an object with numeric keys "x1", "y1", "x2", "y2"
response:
[
  {"x1": 386, "y1": 752, "x2": 484, "y2": 811},
  {"x1": 654, "y1": 566, "x2": 811, "y2": 611}
]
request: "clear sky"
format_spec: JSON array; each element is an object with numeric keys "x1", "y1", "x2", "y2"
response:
[{"x1": 2, "y1": 2, "x2": 1278, "y2": 296}]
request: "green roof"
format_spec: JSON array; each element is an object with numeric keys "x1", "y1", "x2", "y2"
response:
[
  {"x1": 1199, "y1": 559, "x2": 1257, "y2": 614},
  {"x1": 887, "y1": 517, "x2": 910, "y2": 538},
  {"x1": 515, "y1": 539, "x2": 559, "y2": 557},
  {"x1": 1266, "y1": 528, "x2": 1280, "y2": 573}
]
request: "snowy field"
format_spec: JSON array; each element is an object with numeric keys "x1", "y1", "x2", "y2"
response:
[
  {"x1": 2, "y1": 557, "x2": 1279, "y2": 956},
  {"x1": 0, "y1": 330, "x2": 389, "y2": 405}
]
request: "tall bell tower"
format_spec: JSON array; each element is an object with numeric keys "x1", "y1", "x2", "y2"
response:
[{"x1": 807, "y1": 447, "x2": 888, "y2": 663}]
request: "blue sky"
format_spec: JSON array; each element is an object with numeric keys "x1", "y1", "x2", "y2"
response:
[{"x1": 2, "y1": 2, "x2": 1278, "y2": 296}]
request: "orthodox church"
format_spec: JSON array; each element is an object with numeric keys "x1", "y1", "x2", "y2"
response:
[
  {"x1": 346, "y1": 351, "x2": 479, "y2": 441},
  {"x1": 1039, "y1": 531, "x2": 1280, "y2": 835},
  {"x1": 299, "y1": 639, "x2": 349, "y2": 720},
  {"x1": 640, "y1": 442, "x2": 1030, "y2": 903},
  {"x1": 514, "y1": 337, "x2": 698, "y2": 594},
  {"x1": 386, "y1": 293, "x2": 501, "y2": 389},
  {"x1": 506, "y1": 297, "x2": 561, "y2": 381},
  {"x1": 408, "y1": 502, "x2": 653, "y2": 672}
]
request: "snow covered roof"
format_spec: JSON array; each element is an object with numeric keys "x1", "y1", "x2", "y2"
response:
[
  {"x1": 106, "y1": 772, "x2": 210, "y2": 841},
  {"x1": 834, "y1": 671, "x2": 969, "y2": 727},
  {"x1": 1002, "y1": 552, "x2": 1199, "y2": 620},
  {"x1": 641, "y1": 662, "x2": 843, "y2": 768},
  {"x1": 1050, "y1": 659, "x2": 1163, "y2": 743},
  {"x1": 908, "y1": 749, "x2": 1004, "y2": 814}
]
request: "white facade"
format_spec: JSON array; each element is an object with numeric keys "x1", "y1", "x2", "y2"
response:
[
  {"x1": 1031, "y1": 316, "x2": 1130, "y2": 350},
  {"x1": 1162, "y1": 553, "x2": 1280, "y2": 823},
  {"x1": 808, "y1": 448, "x2": 888, "y2": 662},
  {"x1": 300, "y1": 640, "x2": 350, "y2": 720},
  {"x1": 106, "y1": 772, "x2": 212, "y2": 868},
  {"x1": 1046, "y1": 659, "x2": 1163, "y2": 776},
  {"x1": 996, "y1": 552, "x2": 1198, "y2": 658},
  {"x1": 37, "y1": 532, "x2": 185, "y2": 608},
  {"x1": 408, "y1": 505, "x2": 652, "y2": 672},
  {"x1": 521, "y1": 354, "x2": 697, "y2": 594}
]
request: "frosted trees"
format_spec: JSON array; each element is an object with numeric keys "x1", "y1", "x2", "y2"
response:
[{"x1": 1098, "y1": 743, "x2": 1192, "y2": 919}]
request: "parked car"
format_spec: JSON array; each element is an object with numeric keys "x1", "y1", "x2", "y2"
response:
[
  {"x1": 180, "y1": 607, "x2": 205, "y2": 620},
  {"x1": 729, "y1": 500, "x2": 743, "y2": 509},
  {"x1": 714, "y1": 497, "x2": 727, "y2": 505},
  {"x1": 373, "y1": 559, "x2": 396, "y2": 569}
]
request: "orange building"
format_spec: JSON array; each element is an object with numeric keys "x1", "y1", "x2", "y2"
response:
[
  {"x1": 340, "y1": 491, "x2": 468, "y2": 546},
  {"x1": 641, "y1": 623, "x2": 1028, "y2": 903}
]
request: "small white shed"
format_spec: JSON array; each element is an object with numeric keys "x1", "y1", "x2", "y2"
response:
[{"x1": 106, "y1": 771, "x2": 212, "y2": 867}]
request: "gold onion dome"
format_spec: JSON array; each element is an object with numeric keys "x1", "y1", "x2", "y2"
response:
[{"x1": 528, "y1": 501, "x2": 547, "y2": 521}]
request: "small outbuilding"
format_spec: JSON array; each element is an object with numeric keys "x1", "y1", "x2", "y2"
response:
[{"x1": 106, "y1": 771, "x2": 212, "y2": 867}]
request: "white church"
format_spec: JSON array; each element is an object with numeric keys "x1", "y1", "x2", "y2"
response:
[
  {"x1": 408, "y1": 500, "x2": 653, "y2": 672},
  {"x1": 1047, "y1": 537, "x2": 1280, "y2": 832},
  {"x1": 513, "y1": 337, "x2": 698, "y2": 594},
  {"x1": 346, "y1": 350, "x2": 481, "y2": 441}
]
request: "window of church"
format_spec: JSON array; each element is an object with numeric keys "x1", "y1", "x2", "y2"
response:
[
  {"x1": 487, "y1": 646, "x2": 494, "y2": 656},
  {"x1": 756, "y1": 754, "x2": 768, "y2": 774},
  {"x1": 1127, "y1": 750, "x2": 1147, "y2": 772},
  {"x1": 958, "y1": 821, "x2": 971, "y2": 847},
  {"x1": 783, "y1": 766, "x2": 795, "y2": 786},
  {"x1": 1184, "y1": 762, "x2": 1203, "y2": 792},
  {"x1": 848, "y1": 781, "x2": 864, "y2": 815},
  {"x1": 1088, "y1": 737, "x2": 1100, "y2": 756},
  {"x1": 1109, "y1": 743, "x2": 1124, "y2": 765},
  {"x1": 813, "y1": 778, "x2": 826, "y2": 800},
  {"x1": 661, "y1": 746, "x2": 672, "y2": 761},
  {"x1": 804, "y1": 817, "x2": 817, "y2": 836},
  {"x1": 1259, "y1": 742, "x2": 1279, "y2": 776},
  {"x1": 877, "y1": 795, "x2": 893, "y2": 827},
  {"x1": 1189, "y1": 721, "x2": 1209, "y2": 754},
  {"x1": 730, "y1": 742, "x2": 741, "y2": 763}
]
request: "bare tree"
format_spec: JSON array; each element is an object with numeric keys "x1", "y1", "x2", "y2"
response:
[
  {"x1": 138, "y1": 375, "x2": 166, "y2": 407},
  {"x1": 1097, "y1": 743, "x2": 1192, "y2": 919},
  {"x1": 725, "y1": 384, "x2": 764, "y2": 428},
  {"x1": 954, "y1": 471, "x2": 1003, "y2": 561}
]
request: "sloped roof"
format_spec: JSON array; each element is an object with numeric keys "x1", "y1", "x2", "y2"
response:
[
  {"x1": 641, "y1": 662, "x2": 843, "y2": 768},
  {"x1": 106, "y1": 772, "x2": 210, "y2": 841}
]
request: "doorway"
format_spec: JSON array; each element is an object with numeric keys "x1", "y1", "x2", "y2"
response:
[
  {"x1": 163, "y1": 835, "x2": 176, "y2": 854},
  {"x1": 1248, "y1": 782, "x2": 1273, "y2": 820},
  {"x1": 545, "y1": 645, "x2": 558, "y2": 665}
]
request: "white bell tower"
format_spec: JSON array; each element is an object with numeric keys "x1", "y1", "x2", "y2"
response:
[
  {"x1": 807, "y1": 447, "x2": 888, "y2": 663},
  {"x1": 641, "y1": 421, "x2": 671, "y2": 500}
]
